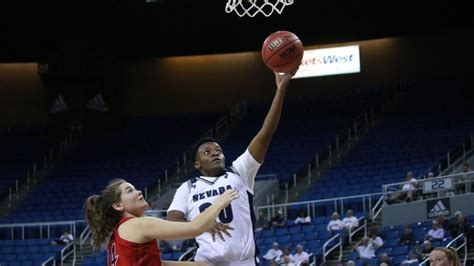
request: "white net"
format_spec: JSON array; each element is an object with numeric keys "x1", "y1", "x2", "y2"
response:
[{"x1": 225, "y1": 0, "x2": 294, "y2": 17}]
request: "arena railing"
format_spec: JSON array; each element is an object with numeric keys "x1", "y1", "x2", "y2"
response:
[
  {"x1": 146, "y1": 83, "x2": 404, "y2": 201},
  {"x1": 79, "y1": 224, "x2": 92, "y2": 251},
  {"x1": 382, "y1": 171, "x2": 474, "y2": 203},
  {"x1": 322, "y1": 233, "x2": 343, "y2": 264},
  {"x1": 420, "y1": 133, "x2": 473, "y2": 178},
  {"x1": 60, "y1": 241, "x2": 75, "y2": 266},
  {"x1": 371, "y1": 195, "x2": 385, "y2": 220},
  {"x1": 290, "y1": 110, "x2": 371, "y2": 188},
  {"x1": 0, "y1": 219, "x2": 84, "y2": 240},
  {"x1": 147, "y1": 172, "x2": 472, "y2": 224},
  {"x1": 255, "y1": 192, "x2": 382, "y2": 223},
  {"x1": 307, "y1": 252, "x2": 316, "y2": 266},
  {"x1": 349, "y1": 216, "x2": 367, "y2": 244},
  {"x1": 6, "y1": 133, "x2": 75, "y2": 209},
  {"x1": 145, "y1": 102, "x2": 247, "y2": 200},
  {"x1": 290, "y1": 81, "x2": 404, "y2": 188},
  {"x1": 322, "y1": 216, "x2": 367, "y2": 264},
  {"x1": 0, "y1": 220, "x2": 84, "y2": 265},
  {"x1": 179, "y1": 247, "x2": 197, "y2": 261},
  {"x1": 41, "y1": 256, "x2": 56, "y2": 266},
  {"x1": 419, "y1": 233, "x2": 467, "y2": 265}
]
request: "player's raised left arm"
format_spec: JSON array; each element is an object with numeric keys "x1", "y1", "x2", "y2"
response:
[{"x1": 248, "y1": 70, "x2": 296, "y2": 163}]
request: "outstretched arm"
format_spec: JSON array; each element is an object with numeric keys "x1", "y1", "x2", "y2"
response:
[
  {"x1": 120, "y1": 190, "x2": 239, "y2": 243},
  {"x1": 248, "y1": 70, "x2": 297, "y2": 163},
  {"x1": 167, "y1": 211, "x2": 234, "y2": 242}
]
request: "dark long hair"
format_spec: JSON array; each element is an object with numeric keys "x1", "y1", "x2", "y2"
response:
[{"x1": 84, "y1": 179, "x2": 125, "y2": 249}]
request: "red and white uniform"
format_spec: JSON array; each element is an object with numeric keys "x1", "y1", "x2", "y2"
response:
[{"x1": 108, "y1": 217, "x2": 162, "y2": 266}]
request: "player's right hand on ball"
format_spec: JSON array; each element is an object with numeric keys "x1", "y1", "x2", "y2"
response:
[{"x1": 217, "y1": 189, "x2": 239, "y2": 208}]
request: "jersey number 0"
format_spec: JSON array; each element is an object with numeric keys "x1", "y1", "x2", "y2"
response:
[{"x1": 199, "y1": 202, "x2": 233, "y2": 223}]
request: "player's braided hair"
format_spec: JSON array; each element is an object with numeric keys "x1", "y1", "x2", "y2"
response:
[{"x1": 84, "y1": 179, "x2": 125, "y2": 249}]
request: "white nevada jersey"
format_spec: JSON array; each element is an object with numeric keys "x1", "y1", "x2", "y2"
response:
[{"x1": 167, "y1": 149, "x2": 261, "y2": 266}]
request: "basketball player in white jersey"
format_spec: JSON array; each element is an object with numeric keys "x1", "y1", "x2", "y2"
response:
[{"x1": 167, "y1": 69, "x2": 297, "y2": 266}]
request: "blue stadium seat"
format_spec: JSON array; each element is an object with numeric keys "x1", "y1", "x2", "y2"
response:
[
  {"x1": 171, "y1": 252, "x2": 183, "y2": 261},
  {"x1": 301, "y1": 225, "x2": 315, "y2": 233},
  {"x1": 276, "y1": 235, "x2": 290, "y2": 244},
  {"x1": 161, "y1": 252, "x2": 173, "y2": 260},
  {"x1": 290, "y1": 234, "x2": 304, "y2": 242},
  {"x1": 263, "y1": 237, "x2": 276, "y2": 245},
  {"x1": 262, "y1": 229, "x2": 274, "y2": 238},
  {"x1": 0, "y1": 247, "x2": 13, "y2": 254},
  {"x1": 288, "y1": 226, "x2": 301, "y2": 235},
  {"x1": 274, "y1": 228, "x2": 288, "y2": 236},
  {"x1": 391, "y1": 245, "x2": 409, "y2": 255}
]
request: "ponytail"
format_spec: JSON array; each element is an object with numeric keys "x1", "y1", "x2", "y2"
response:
[{"x1": 84, "y1": 179, "x2": 125, "y2": 249}]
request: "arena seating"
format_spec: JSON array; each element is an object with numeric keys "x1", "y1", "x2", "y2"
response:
[
  {"x1": 1, "y1": 113, "x2": 221, "y2": 224},
  {"x1": 0, "y1": 127, "x2": 57, "y2": 197},
  {"x1": 298, "y1": 76, "x2": 474, "y2": 216},
  {"x1": 181, "y1": 90, "x2": 381, "y2": 185},
  {"x1": 0, "y1": 238, "x2": 64, "y2": 266}
]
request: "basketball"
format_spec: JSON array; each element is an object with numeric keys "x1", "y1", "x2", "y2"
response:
[{"x1": 261, "y1": 31, "x2": 304, "y2": 73}]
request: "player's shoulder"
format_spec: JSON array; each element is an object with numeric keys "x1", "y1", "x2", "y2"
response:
[
  {"x1": 176, "y1": 177, "x2": 199, "y2": 191},
  {"x1": 226, "y1": 166, "x2": 237, "y2": 175}
]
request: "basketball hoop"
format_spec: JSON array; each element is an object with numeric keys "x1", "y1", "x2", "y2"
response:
[{"x1": 225, "y1": 0, "x2": 294, "y2": 17}]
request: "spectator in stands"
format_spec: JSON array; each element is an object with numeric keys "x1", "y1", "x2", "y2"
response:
[
  {"x1": 294, "y1": 210, "x2": 311, "y2": 225},
  {"x1": 450, "y1": 213, "x2": 471, "y2": 239},
  {"x1": 388, "y1": 171, "x2": 418, "y2": 203},
  {"x1": 424, "y1": 172, "x2": 439, "y2": 199},
  {"x1": 398, "y1": 224, "x2": 416, "y2": 246},
  {"x1": 368, "y1": 232, "x2": 384, "y2": 249},
  {"x1": 269, "y1": 210, "x2": 285, "y2": 228},
  {"x1": 342, "y1": 209, "x2": 359, "y2": 232},
  {"x1": 353, "y1": 237, "x2": 376, "y2": 266},
  {"x1": 461, "y1": 162, "x2": 471, "y2": 173},
  {"x1": 327, "y1": 212, "x2": 344, "y2": 235},
  {"x1": 425, "y1": 220, "x2": 445, "y2": 241},
  {"x1": 428, "y1": 247, "x2": 461, "y2": 266},
  {"x1": 346, "y1": 260, "x2": 356, "y2": 266},
  {"x1": 51, "y1": 228, "x2": 74, "y2": 246},
  {"x1": 436, "y1": 214, "x2": 451, "y2": 233},
  {"x1": 292, "y1": 244, "x2": 310, "y2": 266},
  {"x1": 281, "y1": 255, "x2": 296, "y2": 266},
  {"x1": 263, "y1": 242, "x2": 283, "y2": 264},
  {"x1": 159, "y1": 240, "x2": 173, "y2": 253},
  {"x1": 256, "y1": 211, "x2": 269, "y2": 230},
  {"x1": 421, "y1": 240, "x2": 434, "y2": 260},
  {"x1": 401, "y1": 244, "x2": 422, "y2": 265},
  {"x1": 378, "y1": 253, "x2": 392, "y2": 266},
  {"x1": 369, "y1": 224, "x2": 384, "y2": 238},
  {"x1": 450, "y1": 211, "x2": 463, "y2": 225},
  {"x1": 277, "y1": 246, "x2": 294, "y2": 265}
]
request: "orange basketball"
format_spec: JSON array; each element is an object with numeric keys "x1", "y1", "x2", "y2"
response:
[{"x1": 261, "y1": 31, "x2": 304, "y2": 73}]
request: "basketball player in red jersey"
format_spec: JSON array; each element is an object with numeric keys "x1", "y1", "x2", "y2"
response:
[{"x1": 84, "y1": 178, "x2": 239, "y2": 265}]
